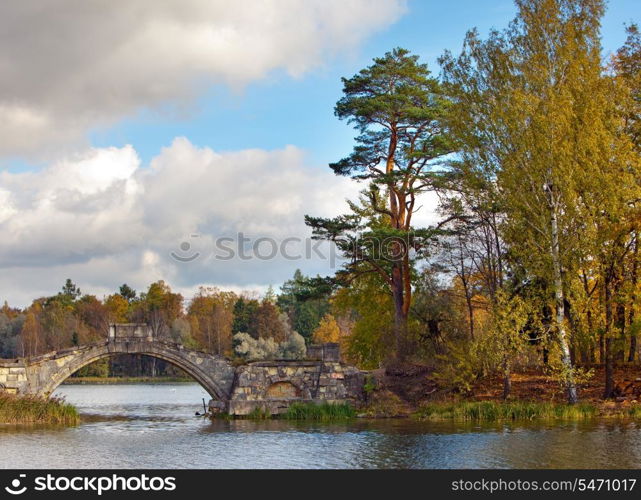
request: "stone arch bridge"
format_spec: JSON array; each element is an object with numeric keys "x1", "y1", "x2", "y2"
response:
[{"x1": 0, "y1": 324, "x2": 364, "y2": 415}]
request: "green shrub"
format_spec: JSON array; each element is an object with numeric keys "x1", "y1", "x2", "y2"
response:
[
  {"x1": 363, "y1": 374, "x2": 377, "y2": 395},
  {"x1": 433, "y1": 341, "x2": 481, "y2": 395}
]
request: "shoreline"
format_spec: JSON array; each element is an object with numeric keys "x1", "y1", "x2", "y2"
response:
[
  {"x1": 50, "y1": 372, "x2": 641, "y2": 423},
  {"x1": 3, "y1": 388, "x2": 641, "y2": 425},
  {"x1": 62, "y1": 376, "x2": 193, "y2": 385}
]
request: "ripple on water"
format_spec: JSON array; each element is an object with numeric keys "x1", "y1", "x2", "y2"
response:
[{"x1": 1, "y1": 384, "x2": 641, "y2": 468}]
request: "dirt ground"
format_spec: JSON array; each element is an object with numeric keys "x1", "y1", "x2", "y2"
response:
[
  {"x1": 366, "y1": 364, "x2": 641, "y2": 416},
  {"x1": 474, "y1": 366, "x2": 641, "y2": 403}
]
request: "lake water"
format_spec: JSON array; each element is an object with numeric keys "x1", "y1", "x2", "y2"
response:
[{"x1": 1, "y1": 383, "x2": 641, "y2": 469}]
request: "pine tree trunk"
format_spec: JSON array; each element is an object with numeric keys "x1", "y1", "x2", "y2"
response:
[{"x1": 391, "y1": 263, "x2": 408, "y2": 361}]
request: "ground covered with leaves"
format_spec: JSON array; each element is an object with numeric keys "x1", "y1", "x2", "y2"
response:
[{"x1": 360, "y1": 365, "x2": 641, "y2": 419}]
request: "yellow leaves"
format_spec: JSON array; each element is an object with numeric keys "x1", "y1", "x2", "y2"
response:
[
  {"x1": 486, "y1": 291, "x2": 530, "y2": 352},
  {"x1": 331, "y1": 274, "x2": 392, "y2": 369},
  {"x1": 187, "y1": 288, "x2": 236, "y2": 353},
  {"x1": 312, "y1": 314, "x2": 341, "y2": 344},
  {"x1": 443, "y1": 290, "x2": 532, "y2": 381},
  {"x1": 104, "y1": 294, "x2": 128, "y2": 323}
]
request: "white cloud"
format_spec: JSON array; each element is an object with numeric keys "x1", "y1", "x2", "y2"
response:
[
  {"x1": 0, "y1": 139, "x2": 376, "y2": 306},
  {"x1": 0, "y1": 137, "x2": 442, "y2": 306},
  {"x1": 0, "y1": 0, "x2": 407, "y2": 158}
]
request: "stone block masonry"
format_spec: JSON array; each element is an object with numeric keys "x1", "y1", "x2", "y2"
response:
[
  {"x1": 225, "y1": 359, "x2": 364, "y2": 416},
  {"x1": 0, "y1": 362, "x2": 27, "y2": 394}
]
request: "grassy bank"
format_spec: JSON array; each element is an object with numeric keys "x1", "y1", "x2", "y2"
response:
[
  {"x1": 245, "y1": 402, "x2": 356, "y2": 421},
  {"x1": 284, "y1": 402, "x2": 356, "y2": 420},
  {"x1": 414, "y1": 401, "x2": 597, "y2": 422},
  {"x1": 63, "y1": 376, "x2": 192, "y2": 385},
  {"x1": 0, "y1": 393, "x2": 79, "y2": 425}
]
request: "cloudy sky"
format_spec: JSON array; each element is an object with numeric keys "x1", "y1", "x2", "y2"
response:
[{"x1": 0, "y1": 0, "x2": 637, "y2": 306}]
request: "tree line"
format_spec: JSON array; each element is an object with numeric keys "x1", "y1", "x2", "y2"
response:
[
  {"x1": 0, "y1": 274, "x2": 333, "y2": 376},
  {"x1": 305, "y1": 0, "x2": 641, "y2": 402}
]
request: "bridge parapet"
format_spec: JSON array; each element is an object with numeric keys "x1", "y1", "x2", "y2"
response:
[{"x1": 108, "y1": 323, "x2": 152, "y2": 341}]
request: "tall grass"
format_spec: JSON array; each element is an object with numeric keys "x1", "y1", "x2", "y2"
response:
[
  {"x1": 414, "y1": 401, "x2": 596, "y2": 422},
  {"x1": 0, "y1": 393, "x2": 79, "y2": 425},
  {"x1": 284, "y1": 402, "x2": 356, "y2": 421},
  {"x1": 246, "y1": 406, "x2": 272, "y2": 420},
  {"x1": 627, "y1": 406, "x2": 641, "y2": 419},
  {"x1": 244, "y1": 402, "x2": 356, "y2": 420}
]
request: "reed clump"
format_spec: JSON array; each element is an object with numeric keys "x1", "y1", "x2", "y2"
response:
[
  {"x1": 414, "y1": 400, "x2": 596, "y2": 421},
  {"x1": 284, "y1": 402, "x2": 356, "y2": 421},
  {"x1": 245, "y1": 406, "x2": 272, "y2": 420},
  {"x1": 243, "y1": 402, "x2": 356, "y2": 420},
  {"x1": 0, "y1": 392, "x2": 79, "y2": 425}
]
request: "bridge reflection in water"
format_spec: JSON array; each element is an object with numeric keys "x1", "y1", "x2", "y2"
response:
[{"x1": 0, "y1": 323, "x2": 364, "y2": 415}]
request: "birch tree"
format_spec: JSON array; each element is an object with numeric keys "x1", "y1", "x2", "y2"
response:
[{"x1": 440, "y1": 0, "x2": 618, "y2": 403}]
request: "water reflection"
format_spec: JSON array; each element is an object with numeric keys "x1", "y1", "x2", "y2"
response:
[{"x1": 0, "y1": 384, "x2": 640, "y2": 469}]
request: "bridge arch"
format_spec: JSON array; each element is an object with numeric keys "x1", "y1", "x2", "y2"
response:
[{"x1": 29, "y1": 340, "x2": 235, "y2": 403}]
